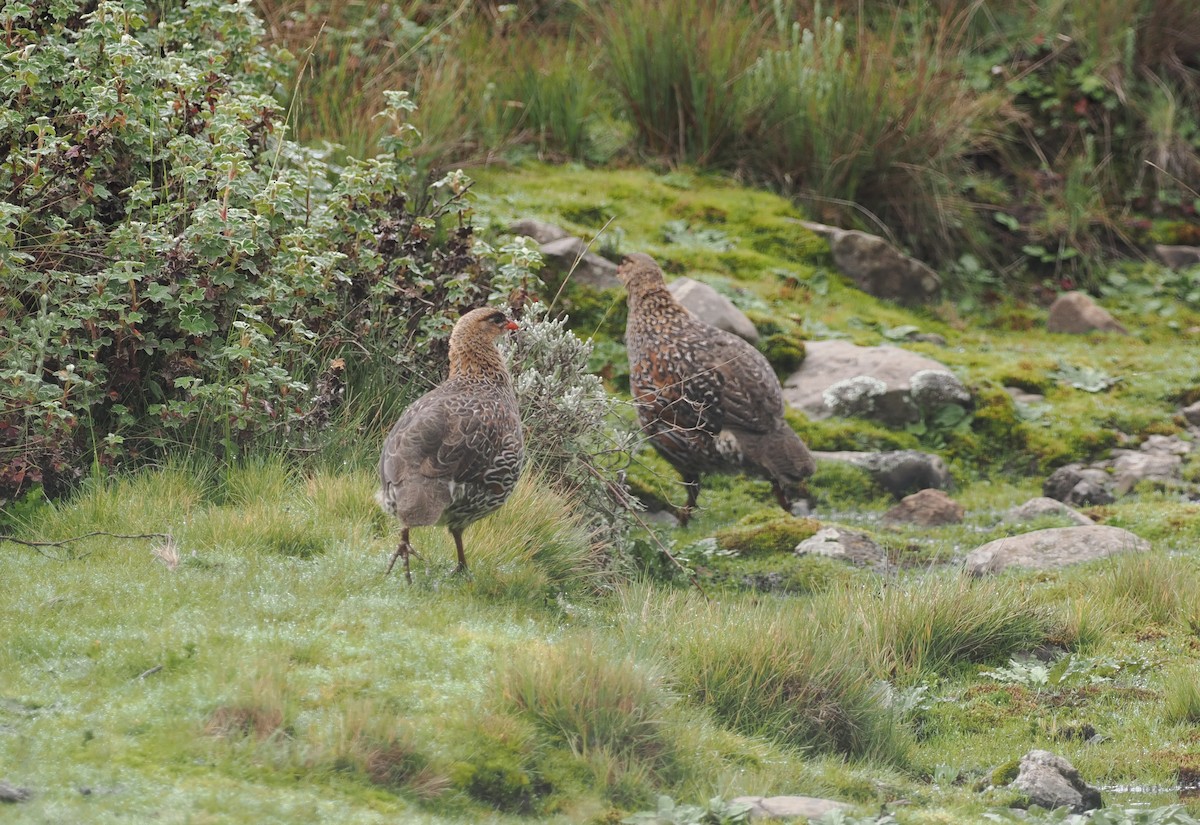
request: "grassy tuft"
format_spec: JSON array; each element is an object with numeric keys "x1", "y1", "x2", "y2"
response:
[
  {"x1": 499, "y1": 636, "x2": 674, "y2": 773},
  {"x1": 619, "y1": 584, "x2": 911, "y2": 764},
  {"x1": 1162, "y1": 667, "x2": 1200, "y2": 726},
  {"x1": 596, "y1": 0, "x2": 765, "y2": 164},
  {"x1": 841, "y1": 573, "x2": 1061, "y2": 681}
]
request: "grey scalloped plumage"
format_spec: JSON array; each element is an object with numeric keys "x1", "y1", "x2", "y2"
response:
[{"x1": 377, "y1": 307, "x2": 524, "y2": 582}]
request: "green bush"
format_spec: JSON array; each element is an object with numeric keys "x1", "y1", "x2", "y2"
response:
[{"x1": 0, "y1": 0, "x2": 537, "y2": 502}]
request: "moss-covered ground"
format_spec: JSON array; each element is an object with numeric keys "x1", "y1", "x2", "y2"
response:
[{"x1": 5, "y1": 165, "x2": 1200, "y2": 823}]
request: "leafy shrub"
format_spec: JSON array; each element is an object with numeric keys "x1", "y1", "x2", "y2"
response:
[
  {"x1": 0, "y1": 0, "x2": 535, "y2": 502},
  {"x1": 504, "y1": 303, "x2": 639, "y2": 553}
]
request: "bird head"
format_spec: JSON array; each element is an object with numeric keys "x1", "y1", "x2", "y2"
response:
[
  {"x1": 451, "y1": 306, "x2": 519, "y2": 348},
  {"x1": 616, "y1": 252, "x2": 667, "y2": 295}
]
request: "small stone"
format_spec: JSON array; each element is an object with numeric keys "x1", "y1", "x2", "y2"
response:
[
  {"x1": 797, "y1": 220, "x2": 941, "y2": 304},
  {"x1": 732, "y1": 795, "x2": 853, "y2": 821},
  {"x1": 795, "y1": 527, "x2": 886, "y2": 567},
  {"x1": 1182, "y1": 400, "x2": 1200, "y2": 427},
  {"x1": 784, "y1": 340, "x2": 966, "y2": 426},
  {"x1": 883, "y1": 488, "x2": 964, "y2": 526},
  {"x1": 909, "y1": 369, "x2": 972, "y2": 410},
  {"x1": 1046, "y1": 291, "x2": 1128, "y2": 335},
  {"x1": 507, "y1": 218, "x2": 571, "y2": 245},
  {"x1": 0, "y1": 780, "x2": 32, "y2": 803},
  {"x1": 1004, "y1": 386, "x2": 1045, "y2": 406},
  {"x1": 1006, "y1": 497, "x2": 1094, "y2": 526},
  {"x1": 814, "y1": 450, "x2": 953, "y2": 498},
  {"x1": 1042, "y1": 464, "x2": 1115, "y2": 506},
  {"x1": 1010, "y1": 749, "x2": 1102, "y2": 813}
]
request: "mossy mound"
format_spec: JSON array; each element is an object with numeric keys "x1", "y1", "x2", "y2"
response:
[{"x1": 715, "y1": 514, "x2": 821, "y2": 555}]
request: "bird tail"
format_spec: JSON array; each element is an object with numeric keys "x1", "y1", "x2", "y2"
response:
[{"x1": 740, "y1": 421, "x2": 816, "y2": 505}]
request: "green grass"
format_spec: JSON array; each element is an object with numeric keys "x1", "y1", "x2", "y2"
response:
[{"x1": 9, "y1": 163, "x2": 1200, "y2": 822}]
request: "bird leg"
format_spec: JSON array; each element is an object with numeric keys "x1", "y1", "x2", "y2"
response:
[
  {"x1": 772, "y1": 482, "x2": 791, "y2": 513},
  {"x1": 385, "y1": 527, "x2": 421, "y2": 584},
  {"x1": 450, "y1": 528, "x2": 469, "y2": 575},
  {"x1": 674, "y1": 475, "x2": 701, "y2": 527}
]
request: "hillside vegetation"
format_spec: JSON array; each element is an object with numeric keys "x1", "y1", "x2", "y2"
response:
[{"x1": 3, "y1": 0, "x2": 1200, "y2": 823}]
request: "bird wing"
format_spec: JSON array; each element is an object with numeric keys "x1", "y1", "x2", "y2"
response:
[
  {"x1": 697, "y1": 327, "x2": 785, "y2": 435},
  {"x1": 632, "y1": 345, "x2": 726, "y2": 436}
]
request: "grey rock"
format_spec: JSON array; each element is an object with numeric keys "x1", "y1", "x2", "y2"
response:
[
  {"x1": 507, "y1": 218, "x2": 571, "y2": 246},
  {"x1": 911, "y1": 332, "x2": 948, "y2": 346},
  {"x1": 537, "y1": 236, "x2": 620, "y2": 289},
  {"x1": 883, "y1": 488, "x2": 964, "y2": 526},
  {"x1": 815, "y1": 449, "x2": 953, "y2": 498},
  {"x1": 783, "y1": 340, "x2": 966, "y2": 426},
  {"x1": 1140, "y1": 434, "x2": 1192, "y2": 456},
  {"x1": 1155, "y1": 244, "x2": 1200, "y2": 271},
  {"x1": 732, "y1": 795, "x2": 853, "y2": 821},
  {"x1": 910, "y1": 368, "x2": 972, "y2": 410},
  {"x1": 965, "y1": 526, "x2": 1149, "y2": 575},
  {"x1": 1006, "y1": 497, "x2": 1094, "y2": 526},
  {"x1": 1042, "y1": 464, "x2": 1115, "y2": 506},
  {"x1": 1004, "y1": 386, "x2": 1046, "y2": 406},
  {"x1": 1010, "y1": 750, "x2": 1102, "y2": 814},
  {"x1": 1046, "y1": 291, "x2": 1128, "y2": 335},
  {"x1": 1182, "y1": 400, "x2": 1200, "y2": 427},
  {"x1": 795, "y1": 526, "x2": 886, "y2": 567},
  {"x1": 798, "y1": 220, "x2": 942, "y2": 304},
  {"x1": 666, "y1": 277, "x2": 759, "y2": 343},
  {"x1": 1110, "y1": 450, "x2": 1182, "y2": 495},
  {"x1": 0, "y1": 780, "x2": 32, "y2": 803}
]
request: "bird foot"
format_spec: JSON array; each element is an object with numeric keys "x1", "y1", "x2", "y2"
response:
[
  {"x1": 672, "y1": 506, "x2": 693, "y2": 528},
  {"x1": 452, "y1": 562, "x2": 470, "y2": 577},
  {"x1": 385, "y1": 540, "x2": 422, "y2": 584}
]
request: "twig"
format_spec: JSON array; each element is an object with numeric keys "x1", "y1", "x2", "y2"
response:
[
  {"x1": 1, "y1": 530, "x2": 172, "y2": 547},
  {"x1": 135, "y1": 665, "x2": 163, "y2": 680},
  {"x1": 2, "y1": 530, "x2": 173, "y2": 562}
]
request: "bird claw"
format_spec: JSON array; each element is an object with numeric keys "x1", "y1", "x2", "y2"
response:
[{"x1": 385, "y1": 541, "x2": 422, "y2": 584}]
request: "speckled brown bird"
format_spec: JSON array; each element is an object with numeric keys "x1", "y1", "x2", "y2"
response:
[
  {"x1": 377, "y1": 307, "x2": 525, "y2": 582},
  {"x1": 618, "y1": 252, "x2": 815, "y2": 525}
]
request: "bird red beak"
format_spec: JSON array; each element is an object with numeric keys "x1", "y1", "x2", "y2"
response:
[{"x1": 504, "y1": 320, "x2": 519, "y2": 330}]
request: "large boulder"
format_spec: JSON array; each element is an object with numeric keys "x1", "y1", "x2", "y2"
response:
[
  {"x1": 507, "y1": 219, "x2": 620, "y2": 289},
  {"x1": 814, "y1": 450, "x2": 952, "y2": 498},
  {"x1": 507, "y1": 218, "x2": 570, "y2": 245},
  {"x1": 666, "y1": 277, "x2": 759, "y2": 342},
  {"x1": 798, "y1": 220, "x2": 941, "y2": 304},
  {"x1": 537, "y1": 236, "x2": 620, "y2": 289},
  {"x1": 783, "y1": 340, "x2": 967, "y2": 425},
  {"x1": 1046, "y1": 291, "x2": 1128, "y2": 335},
  {"x1": 1011, "y1": 750, "x2": 1102, "y2": 814},
  {"x1": 964, "y1": 526, "x2": 1149, "y2": 575},
  {"x1": 883, "y1": 488, "x2": 964, "y2": 526}
]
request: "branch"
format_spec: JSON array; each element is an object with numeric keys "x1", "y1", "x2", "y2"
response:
[{"x1": 2, "y1": 530, "x2": 173, "y2": 562}]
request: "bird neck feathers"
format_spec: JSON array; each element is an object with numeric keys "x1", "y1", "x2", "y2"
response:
[{"x1": 448, "y1": 338, "x2": 511, "y2": 384}]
